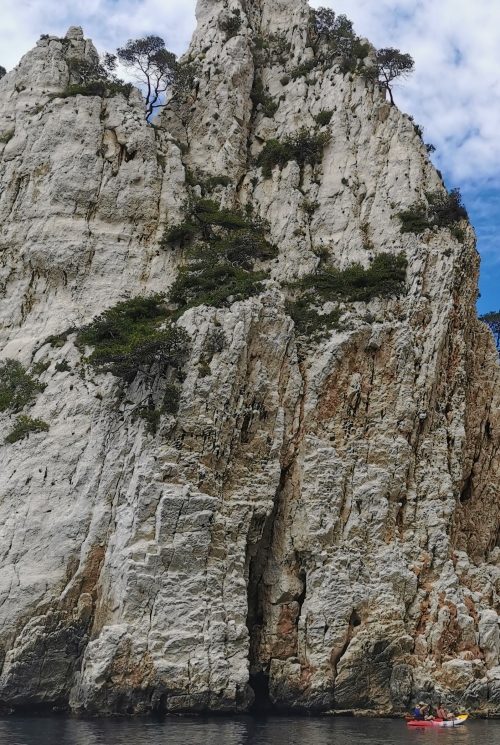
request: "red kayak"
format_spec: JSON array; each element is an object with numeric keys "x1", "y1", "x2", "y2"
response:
[{"x1": 407, "y1": 715, "x2": 468, "y2": 727}]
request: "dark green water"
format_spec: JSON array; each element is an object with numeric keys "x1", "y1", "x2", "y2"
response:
[{"x1": 1, "y1": 716, "x2": 500, "y2": 745}]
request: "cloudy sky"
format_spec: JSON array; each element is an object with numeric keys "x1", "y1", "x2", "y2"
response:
[{"x1": 1, "y1": 0, "x2": 499, "y2": 313}]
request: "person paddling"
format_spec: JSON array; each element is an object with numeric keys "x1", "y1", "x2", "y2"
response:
[
  {"x1": 413, "y1": 702, "x2": 433, "y2": 721},
  {"x1": 436, "y1": 702, "x2": 455, "y2": 721}
]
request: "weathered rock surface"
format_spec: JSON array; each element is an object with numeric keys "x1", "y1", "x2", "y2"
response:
[{"x1": 0, "y1": 0, "x2": 500, "y2": 718}]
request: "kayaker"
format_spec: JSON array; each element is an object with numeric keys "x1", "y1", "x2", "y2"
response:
[
  {"x1": 413, "y1": 702, "x2": 431, "y2": 720},
  {"x1": 436, "y1": 702, "x2": 455, "y2": 721}
]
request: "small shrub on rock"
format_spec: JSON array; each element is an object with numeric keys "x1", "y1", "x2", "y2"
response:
[
  {"x1": 257, "y1": 127, "x2": 331, "y2": 179},
  {"x1": 164, "y1": 197, "x2": 276, "y2": 312},
  {"x1": 52, "y1": 80, "x2": 133, "y2": 100},
  {"x1": 137, "y1": 407, "x2": 161, "y2": 435},
  {"x1": 295, "y1": 252, "x2": 407, "y2": 303},
  {"x1": 398, "y1": 188, "x2": 469, "y2": 241},
  {"x1": 220, "y1": 9, "x2": 242, "y2": 41},
  {"x1": 204, "y1": 328, "x2": 226, "y2": 359},
  {"x1": 0, "y1": 359, "x2": 45, "y2": 413},
  {"x1": 170, "y1": 264, "x2": 266, "y2": 310},
  {"x1": 162, "y1": 384, "x2": 181, "y2": 414},
  {"x1": 77, "y1": 295, "x2": 189, "y2": 383},
  {"x1": 290, "y1": 60, "x2": 318, "y2": 81},
  {"x1": 170, "y1": 61, "x2": 200, "y2": 104},
  {"x1": 308, "y1": 8, "x2": 370, "y2": 74},
  {"x1": 314, "y1": 110, "x2": 333, "y2": 127},
  {"x1": 198, "y1": 174, "x2": 231, "y2": 194},
  {"x1": 55, "y1": 360, "x2": 71, "y2": 373},
  {"x1": 480, "y1": 310, "x2": 500, "y2": 354},
  {"x1": 251, "y1": 77, "x2": 279, "y2": 118},
  {"x1": 0, "y1": 129, "x2": 14, "y2": 144},
  {"x1": 5, "y1": 415, "x2": 49, "y2": 444},
  {"x1": 45, "y1": 328, "x2": 75, "y2": 347},
  {"x1": 287, "y1": 253, "x2": 407, "y2": 339},
  {"x1": 197, "y1": 359, "x2": 212, "y2": 377},
  {"x1": 286, "y1": 297, "x2": 341, "y2": 338}
]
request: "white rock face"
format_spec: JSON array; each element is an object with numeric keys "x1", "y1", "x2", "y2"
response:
[{"x1": 0, "y1": 0, "x2": 500, "y2": 717}]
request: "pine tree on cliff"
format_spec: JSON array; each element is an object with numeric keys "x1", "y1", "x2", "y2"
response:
[
  {"x1": 116, "y1": 36, "x2": 176, "y2": 119},
  {"x1": 311, "y1": 8, "x2": 415, "y2": 105},
  {"x1": 369, "y1": 48, "x2": 415, "y2": 105}
]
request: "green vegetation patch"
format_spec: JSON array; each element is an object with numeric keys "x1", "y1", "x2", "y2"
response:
[
  {"x1": 398, "y1": 188, "x2": 469, "y2": 241},
  {"x1": 308, "y1": 8, "x2": 370, "y2": 74},
  {"x1": 481, "y1": 310, "x2": 500, "y2": 355},
  {"x1": 170, "y1": 265, "x2": 267, "y2": 310},
  {"x1": 295, "y1": 253, "x2": 408, "y2": 303},
  {"x1": 287, "y1": 253, "x2": 407, "y2": 339},
  {"x1": 220, "y1": 8, "x2": 242, "y2": 41},
  {"x1": 286, "y1": 297, "x2": 342, "y2": 338},
  {"x1": 290, "y1": 60, "x2": 318, "y2": 81},
  {"x1": 77, "y1": 295, "x2": 189, "y2": 384},
  {"x1": 0, "y1": 129, "x2": 14, "y2": 144},
  {"x1": 314, "y1": 110, "x2": 334, "y2": 127},
  {"x1": 5, "y1": 415, "x2": 49, "y2": 444},
  {"x1": 257, "y1": 128, "x2": 331, "y2": 179},
  {"x1": 163, "y1": 198, "x2": 277, "y2": 313},
  {"x1": 51, "y1": 80, "x2": 133, "y2": 100},
  {"x1": 0, "y1": 359, "x2": 45, "y2": 413},
  {"x1": 185, "y1": 172, "x2": 231, "y2": 194},
  {"x1": 251, "y1": 77, "x2": 279, "y2": 118},
  {"x1": 55, "y1": 360, "x2": 71, "y2": 373},
  {"x1": 296, "y1": 253, "x2": 408, "y2": 302},
  {"x1": 170, "y1": 61, "x2": 200, "y2": 104},
  {"x1": 45, "y1": 328, "x2": 76, "y2": 348},
  {"x1": 132, "y1": 381, "x2": 182, "y2": 433}
]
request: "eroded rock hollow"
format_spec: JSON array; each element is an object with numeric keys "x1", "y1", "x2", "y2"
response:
[{"x1": 0, "y1": 0, "x2": 499, "y2": 717}]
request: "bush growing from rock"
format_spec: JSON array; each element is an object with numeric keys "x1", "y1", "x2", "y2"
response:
[
  {"x1": 220, "y1": 9, "x2": 242, "y2": 41},
  {"x1": 0, "y1": 360, "x2": 45, "y2": 412},
  {"x1": 290, "y1": 60, "x2": 318, "y2": 81},
  {"x1": 77, "y1": 295, "x2": 189, "y2": 383},
  {"x1": 286, "y1": 297, "x2": 341, "y2": 338},
  {"x1": 5, "y1": 415, "x2": 49, "y2": 444},
  {"x1": 0, "y1": 129, "x2": 14, "y2": 144},
  {"x1": 480, "y1": 311, "x2": 500, "y2": 354},
  {"x1": 314, "y1": 110, "x2": 334, "y2": 127},
  {"x1": 287, "y1": 253, "x2": 407, "y2": 339},
  {"x1": 164, "y1": 198, "x2": 276, "y2": 311},
  {"x1": 52, "y1": 54, "x2": 133, "y2": 102},
  {"x1": 251, "y1": 77, "x2": 279, "y2": 118},
  {"x1": 294, "y1": 252, "x2": 408, "y2": 303},
  {"x1": 53, "y1": 80, "x2": 133, "y2": 100},
  {"x1": 257, "y1": 128, "x2": 331, "y2": 178},
  {"x1": 398, "y1": 189, "x2": 468, "y2": 241},
  {"x1": 45, "y1": 328, "x2": 75, "y2": 347},
  {"x1": 308, "y1": 8, "x2": 370, "y2": 74}
]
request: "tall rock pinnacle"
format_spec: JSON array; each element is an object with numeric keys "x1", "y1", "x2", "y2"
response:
[{"x1": 0, "y1": 1, "x2": 499, "y2": 718}]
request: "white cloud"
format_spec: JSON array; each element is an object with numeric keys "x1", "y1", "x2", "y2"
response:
[{"x1": 0, "y1": 0, "x2": 197, "y2": 70}]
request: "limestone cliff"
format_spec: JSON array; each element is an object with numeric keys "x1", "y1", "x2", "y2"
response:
[{"x1": 0, "y1": 0, "x2": 500, "y2": 718}]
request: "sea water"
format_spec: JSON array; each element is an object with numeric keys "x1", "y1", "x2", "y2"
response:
[{"x1": 1, "y1": 715, "x2": 500, "y2": 745}]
